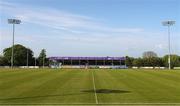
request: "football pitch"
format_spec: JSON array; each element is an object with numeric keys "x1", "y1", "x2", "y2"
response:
[{"x1": 0, "y1": 69, "x2": 180, "y2": 105}]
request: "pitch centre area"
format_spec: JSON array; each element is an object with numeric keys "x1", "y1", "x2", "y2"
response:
[{"x1": 0, "y1": 69, "x2": 180, "y2": 105}]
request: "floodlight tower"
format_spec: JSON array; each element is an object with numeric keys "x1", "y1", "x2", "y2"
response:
[
  {"x1": 8, "y1": 19, "x2": 21, "y2": 68},
  {"x1": 162, "y1": 20, "x2": 175, "y2": 70}
]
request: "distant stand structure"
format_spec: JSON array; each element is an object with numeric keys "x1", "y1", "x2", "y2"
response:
[{"x1": 49, "y1": 56, "x2": 126, "y2": 69}]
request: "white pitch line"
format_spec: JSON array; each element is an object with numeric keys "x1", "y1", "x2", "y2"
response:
[{"x1": 92, "y1": 70, "x2": 98, "y2": 104}]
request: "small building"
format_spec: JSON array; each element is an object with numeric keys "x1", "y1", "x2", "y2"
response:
[{"x1": 49, "y1": 56, "x2": 126, "y2": 69}]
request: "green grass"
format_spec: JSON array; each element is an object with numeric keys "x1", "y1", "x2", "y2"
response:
[{"x1": 0, "y1": 68, "x2": 180, "y2": 105}]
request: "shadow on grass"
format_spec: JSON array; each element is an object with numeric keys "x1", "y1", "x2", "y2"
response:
[
  {"x1": 81, "y1": 89, "x2": 131, "y2": 94},
  {"x1": 0, "y1": 93, "x2": 85, "y2": 101},
  {"x1": 0, "y1": 89, "x2": 131, "y2": 101}
]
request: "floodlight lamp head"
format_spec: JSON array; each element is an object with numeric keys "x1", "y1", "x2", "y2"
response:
[
  {"x1": 8, "y1": 19, "x2": 21, "y2": 24},
  {"x1": 162, "y1": 20, "x2": 175, "y2": 26}
]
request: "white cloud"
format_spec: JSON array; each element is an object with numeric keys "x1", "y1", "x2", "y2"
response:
[
  {"x1": 0, "y1": 1, "x2": 143, "y2": 34},
  {"x1": 155, "y1": 44, "x2": 166, "y2": 50}
]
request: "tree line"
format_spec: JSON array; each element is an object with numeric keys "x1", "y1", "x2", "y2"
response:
[
  {"x1": 0, "y1": 44, "x2": 180, "y2": 69},
  {"x1": 126, "y1": 51, "x2": 180, "y2": 69},
  {"x1": 0, "y1": 44, "x2": 49, "y2": 67}
]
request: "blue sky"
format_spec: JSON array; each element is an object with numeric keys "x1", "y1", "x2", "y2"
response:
[{"x1": 0, "y1": 0, "x2": 179, "y2": 57}]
